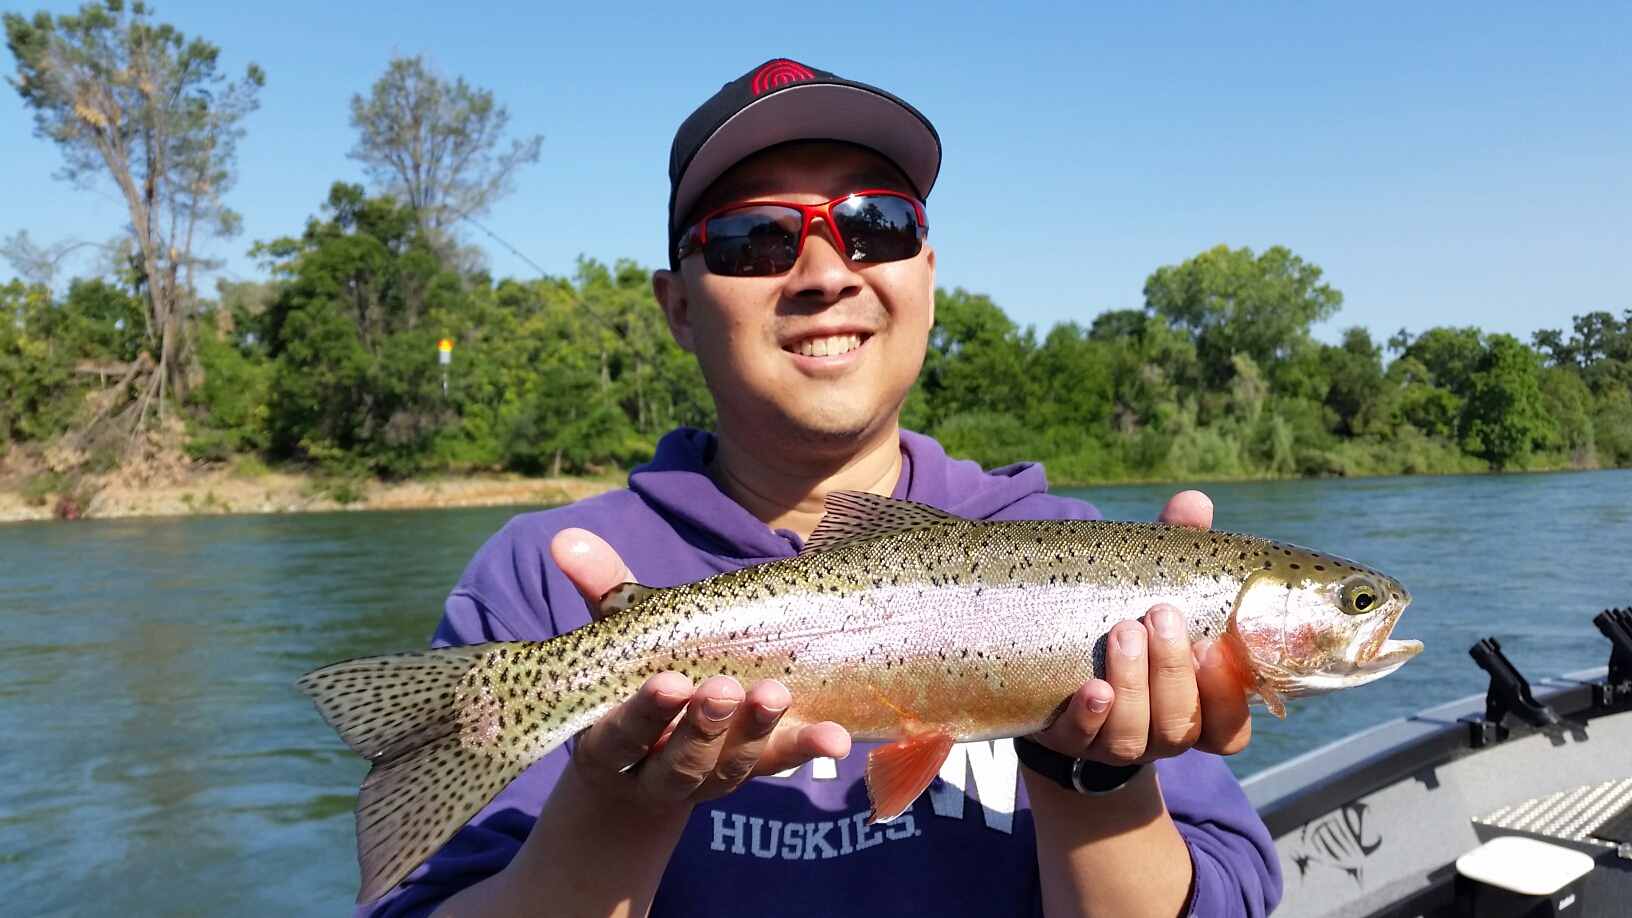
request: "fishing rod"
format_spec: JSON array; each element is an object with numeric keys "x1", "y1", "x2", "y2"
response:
[{"x1": 460, "y1": 215, "x2": 717, "y2": 427}]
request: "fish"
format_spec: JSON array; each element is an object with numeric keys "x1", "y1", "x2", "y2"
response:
[{"x1": 298, "y1": 491, "x2": 1421, "y2": 902}]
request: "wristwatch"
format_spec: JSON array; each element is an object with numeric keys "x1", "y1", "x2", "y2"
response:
[{"x1": 1013, "y1": 736, "x2": 1144, "y2": 796}]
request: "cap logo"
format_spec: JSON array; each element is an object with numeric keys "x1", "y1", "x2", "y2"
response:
[{"x1": 751, "y1": 60, "x2": 815, "y2": 95}]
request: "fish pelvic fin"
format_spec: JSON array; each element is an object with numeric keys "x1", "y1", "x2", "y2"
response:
[
  {"x1": 801, "y1": 492, "x2": 959, "y2": 556},
  {"x1": 297, "y1": 645, "x2": 536, "y2": 903},
  {"x1": 865, "y1": 726, "x2": 957, "y2": 823},
  {"x1": 594, "y1": 581, "x2": 659, "y2": 620}
]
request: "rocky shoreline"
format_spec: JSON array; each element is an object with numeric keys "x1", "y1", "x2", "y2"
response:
[{"x1": 0, "y1": 469, "x2": 617, "y2": 524}]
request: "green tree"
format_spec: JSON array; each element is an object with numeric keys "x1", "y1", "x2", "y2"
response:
[
  {"x1": 1460, "y1": 334, "x2": 1556, "y2": 467},
  {"x1": 1143, "y1": 244, "x2": 1342, "y2": 389},
  {"x1": 348, "y1": 54, "x2": 542, "y2": 232},
  {"x1": 1537, "y1": 365, "x2": 1594, "y2": 465},
  {"x1": 0, "y1": 275, "x2": 145, "y2": 446},
  {"x1": 915, "y1": 288, "x2": 1039, "y2": 426},
  {"x1": 5, "y1": 0, "x2": 262, "y2": 429},
  {"x1": 1402, "y1": 326, "x2": 1486, "y2": 396},
  {"x1": 257, "y1": 184, "x2": 454, "y2": 475},
  {"x1": 1321, "y1": 327, "x2": 1388, "y2": 437}
]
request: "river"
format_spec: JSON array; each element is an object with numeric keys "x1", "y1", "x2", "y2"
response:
[{"x1": 2, "y1": 470, "x2": 1629, "y2": 917}]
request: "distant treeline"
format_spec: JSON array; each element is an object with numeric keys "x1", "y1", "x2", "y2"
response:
[
  {"x1": 4, "y1": 183, "x2": 1630, "y2": 486},
  {"x1": 6, "y1": 5, "x2": 1628, "y2": 494}
]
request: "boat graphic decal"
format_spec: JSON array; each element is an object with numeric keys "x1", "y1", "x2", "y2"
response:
[{"x1": 1291, "y1": 803, "x2": 1383, "y2": 885}]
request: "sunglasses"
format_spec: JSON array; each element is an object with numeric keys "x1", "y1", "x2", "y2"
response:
[{"x1": 676, "y1": 190, "x2": 928, "y2": 277}]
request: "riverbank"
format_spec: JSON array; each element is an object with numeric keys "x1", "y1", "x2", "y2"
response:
[{"x1": 0, "y1": 465, "x2": 617, "y2": 523}]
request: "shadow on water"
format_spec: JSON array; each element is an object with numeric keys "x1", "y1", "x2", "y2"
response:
[{"x1": 1, "y1": 471, "x2": 1629, "y2": 915}]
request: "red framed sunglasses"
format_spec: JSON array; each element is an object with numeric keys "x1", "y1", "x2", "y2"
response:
[{"x1": 676, "y1": 190, "x2": 928, "y2": 277}]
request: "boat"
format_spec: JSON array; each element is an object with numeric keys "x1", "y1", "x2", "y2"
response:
[{"x1": 1242, "y1": 608, "x2": 1632, "y2": 917}]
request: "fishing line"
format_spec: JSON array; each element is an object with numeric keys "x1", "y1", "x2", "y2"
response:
[{"x1": 460, "y1": 214, "x2": 716, "y2": 427}]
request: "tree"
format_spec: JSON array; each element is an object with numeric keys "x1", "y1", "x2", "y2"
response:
[
  {"x1": 1322, "y1": 327, "x2": 1388, "y2": 437},
  {"x1": 1404, "y1": 326, "x2": 1488, "y2": 396},
  {"x1": 1460, "y1": 334, "x2": 1556, "y2": 468},
  {"x1": 5, "y1": 0, "x2": 262, "y2": 432},
  {"x1": 1143, "y1": 244, "x2": 1342, "y2": 389},
  {"x1": 348, "y1": 54, "x2": 542, "y2": 233}
]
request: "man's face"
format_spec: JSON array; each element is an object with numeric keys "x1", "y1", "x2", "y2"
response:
[{"x1": 654, "y1": 143, "x2": 935, "y2": 452}]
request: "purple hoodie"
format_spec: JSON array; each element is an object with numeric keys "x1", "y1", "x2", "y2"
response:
[{"x1": 364, "y1": 429, "x2": 1281, "y2": 918}]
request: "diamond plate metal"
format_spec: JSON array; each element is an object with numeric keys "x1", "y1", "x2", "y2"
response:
[{"x1": 1473, "y1": 777, "x2": 1632, "y2": 847}]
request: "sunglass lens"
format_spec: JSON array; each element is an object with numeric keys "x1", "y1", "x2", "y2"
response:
[
  {"x1": 832, "y1": 195, "x2": 924, "y2": 263},
  {"x1": 702, "y1": 206, "x2": 802, "y2": 276}
]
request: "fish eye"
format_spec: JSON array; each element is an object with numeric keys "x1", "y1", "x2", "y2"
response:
[{"x1": 1339, "y1": 577, "x2": 1381, "y2": 615}]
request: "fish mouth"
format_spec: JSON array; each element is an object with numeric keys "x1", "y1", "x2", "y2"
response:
[
  {"x1": 1355, "y1": 638, "x2": 1424, "y2": 675},
  {"x1": 1257, "y1": 637, "x2": 1424, "y2": 700}
]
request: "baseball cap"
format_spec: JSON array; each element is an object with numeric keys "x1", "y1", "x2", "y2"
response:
[{"x1": 667, "y1": 59, "x2": 942, "y2": 268}]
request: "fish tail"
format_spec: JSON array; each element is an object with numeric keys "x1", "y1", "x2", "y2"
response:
[{"x1": 297, "y1": 645, "x2": 536, "y2": 903}]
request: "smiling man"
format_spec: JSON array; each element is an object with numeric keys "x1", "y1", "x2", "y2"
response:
[{"x1": 371, "y1": 61, "x2": 1280, "y2": 918}]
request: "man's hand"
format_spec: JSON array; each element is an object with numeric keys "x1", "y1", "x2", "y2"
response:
[
  {"x1": 1031, "y1": 489, "x2": 1253, "y2": 765},
  {"x1": 549, "y1": 529, "x2": 850, "y2": 814}
]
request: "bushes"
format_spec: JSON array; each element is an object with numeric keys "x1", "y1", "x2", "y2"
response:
[
  {"x1": 905, "y1": 249, "x2": 1632, "y2": 482},
  {"x1": 6, "y1": 225, "x2": 1629, "y2": 484}
]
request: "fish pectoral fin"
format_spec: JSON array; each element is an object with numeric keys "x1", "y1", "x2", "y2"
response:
[
  {"x1": 801, "y1": 492, "x2": 959, "y2": 556},
  {"x1": 1220, "y1": 618, "x2": 1288, "y2": 719},
  {"x1": 864, "y1": 726, "x2": 957, "y2": 823},
  {"x1": 594, "y1": 581, "x2": 659, "y2": 620}
]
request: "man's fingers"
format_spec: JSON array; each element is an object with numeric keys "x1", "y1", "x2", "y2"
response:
[
  {"x1": 575, "y1": 671, "x2": 692, "y2": 773},
  {"x1": 1157, "y1": 490, "x2": 1213, "y2": 530},
  {"x1": 550, "y1": 528, "x2": 636, "y2": 613},
  {"x1": 641, "y1": 675, "x2": 744, "y2": 800},
  {"x1": 1088, "y1": 621, "x2": 1152, "y2": 765},
  {"x1": 698, "y1": 679, "x2": 792, "y2": 794},
  {"x1": 1143, "y1": 605, "x2": 1202, "y2": 759},
  {"x1": 1194, "y1": 639, "x2": 1253, "y2": 755},
  {"x1": 1032, "y1": 679, "x2": 1114, "y2": 758},
  {"x1": 753, "y1": 721, "x2": 852, "y2": 777}
]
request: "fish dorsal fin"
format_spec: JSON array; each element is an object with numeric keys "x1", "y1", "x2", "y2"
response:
[
  {"x1": 799, "y1": 491, "x2": 959, "y2": 556},
  {"x1": 594, "y1": 581, "x2": 658, "y2": 620}
]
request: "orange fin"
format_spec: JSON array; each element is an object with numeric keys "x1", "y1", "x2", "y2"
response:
[
  {"x1": 865, "y1": 727, "x2": 956, "y2": 823},
  {"x1": 1221, "y1": 618, "x2": 1287, "y2": 719}
]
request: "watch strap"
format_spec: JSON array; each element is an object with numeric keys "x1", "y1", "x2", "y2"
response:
[{"x1": 1013, "y1": 736, "x2": 1144, "y2": 796}]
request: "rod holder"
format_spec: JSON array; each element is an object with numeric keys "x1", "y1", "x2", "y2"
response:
[
  {"x1": 1593, "y1": 606, "x2": 1632, "y2": 706},
  {"x1": 1462, "y1": 637, "x2": 1560, "y2": 748}
]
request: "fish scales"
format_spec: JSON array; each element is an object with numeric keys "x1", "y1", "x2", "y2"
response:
[
  {"x1": 467, "y1": 519, "x2": 1285, "y2": 747},
  {"x1": 300, "y1": 493, "x2": 1419, "y2": 903}
]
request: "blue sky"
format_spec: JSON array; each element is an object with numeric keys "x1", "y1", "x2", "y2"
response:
[{"x1": 3, "y1": 1, "x2": 1628, "y2": 345}]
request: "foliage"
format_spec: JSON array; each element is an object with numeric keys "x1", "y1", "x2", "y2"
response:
[
  {"x1": 1534, "y1": 309, "x2": 1632, "y2": 467},
  {"x1": 3, "y1": 192, "x2": 1628, "y2": 482},
  {"x1": 230, "y1": 184, "x2": 708, "y2": 477},
  {"x1": 348, "y1": 54, "x2": 542, "y2": 232},
  {"x1": 900, "y1": 246, "x2": 1629, "y2": 482},
  {"x1": 1, "y1": 276, "x2": 145, "y2": 443},
  {"x1": 1144, "y1": 244, "x2": 1341, "y2": 389},
  {"x1": 5, "y1": 0, "x2": 262, "y2": 425}
]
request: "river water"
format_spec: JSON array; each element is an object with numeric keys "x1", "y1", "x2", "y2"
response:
[{"x1": 2, "y1": 470, "x2": 1629, "y2": 917}]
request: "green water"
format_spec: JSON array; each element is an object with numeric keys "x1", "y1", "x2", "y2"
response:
[{"x1": 2, "y1": 471, "x2": 1629, "y2": 916}]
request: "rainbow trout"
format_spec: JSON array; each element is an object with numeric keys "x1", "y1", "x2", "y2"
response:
[{"x1": 300, "y1": 492, "x2": 1420, "y2": 902}]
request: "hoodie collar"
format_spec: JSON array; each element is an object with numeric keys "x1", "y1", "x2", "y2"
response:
[{"x1": 627, "y1": 428, "x2": 1052, "y2": 561}]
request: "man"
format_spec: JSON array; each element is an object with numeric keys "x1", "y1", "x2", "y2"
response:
[{"x1": 371, "y1": 60, "x2": 1280, "y2": 918}]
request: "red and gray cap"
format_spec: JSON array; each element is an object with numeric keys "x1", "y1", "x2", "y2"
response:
[{"x1": 667, "y1": 59, "x2": 942, "y2": 267}]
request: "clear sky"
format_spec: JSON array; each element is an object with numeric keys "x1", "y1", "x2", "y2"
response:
[{"x1": 3, "y1": 1, "x2": 1628, "y2": 345}]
